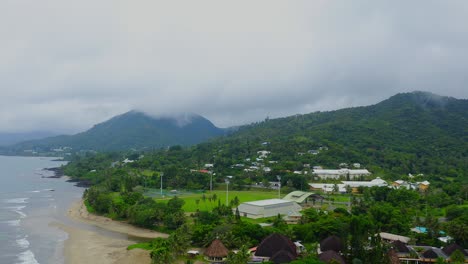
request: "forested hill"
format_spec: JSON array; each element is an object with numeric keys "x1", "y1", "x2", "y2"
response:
[
  {"x1": 3, "y1": 111, "x2": 225, "y2": 152},
  {"x1": 0, "y1": 131, "x2": 57, "y2": 146},
  {"x1": 200, "y1": 91, "x2": 467, "y2": 179}
]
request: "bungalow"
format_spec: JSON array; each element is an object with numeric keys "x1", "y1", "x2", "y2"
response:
[
  {"x1": 254, "y1": 233, "x2": 298, "y2": 263},
  {"x1": 418, "y1": 180, "x2": 430, "y2": 191},
  {"x1": 204, "y1": 239, "x2": 229, "y2": 263},
  {"x1": 257, "y1": 150, "x2": 271, "y2": 158}
]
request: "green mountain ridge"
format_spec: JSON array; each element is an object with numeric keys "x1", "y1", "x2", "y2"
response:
[
  {"x1": 2, "y1": 111, "x2": 225, "y2": 152},
  {"x1": 196, "y1": 91, "x2": 467, "y2": 179}
]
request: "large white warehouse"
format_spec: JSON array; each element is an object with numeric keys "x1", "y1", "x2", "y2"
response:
[{"x1": 237, "y1": 199, "x2": 302, "y2": 219}]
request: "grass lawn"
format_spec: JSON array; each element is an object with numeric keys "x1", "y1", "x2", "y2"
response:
[{"x1": 154, "y1": 190, "x2": 278, "y2": 212}]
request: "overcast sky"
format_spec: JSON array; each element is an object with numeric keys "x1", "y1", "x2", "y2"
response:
[{"x1": 1, "y1": 1, "x2": 467, "y2": 133}]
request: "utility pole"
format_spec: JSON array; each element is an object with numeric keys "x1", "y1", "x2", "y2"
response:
[
  {"x1": 225, "y1": 178, "x2": 230, "y2": 206},
  {"x1": 160, "y1": 173, "x2": 164, "y2": 197},
  {"x1": 277, "y1": 175, "x2": 281, "y2": 199},
  {"x1": 209, "y1": 171, "x2": 213, "y2": 192}
]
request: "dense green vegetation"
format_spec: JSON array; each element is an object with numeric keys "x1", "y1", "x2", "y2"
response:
[{"x1": 60, "y1": 92, "x2": 467, "y2": 263}]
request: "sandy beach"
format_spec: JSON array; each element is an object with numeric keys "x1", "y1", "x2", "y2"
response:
[{"x1": 60, "y1": 200, "x2": 169, "y2": 264}]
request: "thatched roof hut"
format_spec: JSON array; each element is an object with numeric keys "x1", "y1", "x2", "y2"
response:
[
  {"x1": 271, "y1": 250, "x2": 297, "y2": 264},
  {"x1": 392, "y1": 240, "x2": 410, "y2": 253},
  {"x1": 318, "y1": 250, "x2": 346, "y2": 264},
  {"x1": 255, "y1": 233, "x2": 297, "y2": 262},
  {"x1": 388, "y1": 249, "x2": 401, "y2": 264},
  {"x1": 205, "y1": 239, "x2": 229, "y2": 258},
  {"x1": 320, "y1": 235, "x2": 344, "y2": 253},
  {"x1": 442, "y1": 243, "x2": 468, "y2": 257},
  {"x1": 422, "y1": 249, "x2": 439, "y2": 259}
]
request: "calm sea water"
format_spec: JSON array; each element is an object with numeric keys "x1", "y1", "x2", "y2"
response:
[{"x1": 0, "y1": 156, "x2": 84, "y2": 264}]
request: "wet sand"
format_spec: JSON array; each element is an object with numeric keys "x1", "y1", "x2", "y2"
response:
[{"x1": 61, "y1": 200, "x2": 168, "y2": 264}]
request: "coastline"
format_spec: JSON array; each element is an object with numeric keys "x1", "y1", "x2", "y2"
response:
[{"x1": 60, "y1": 200, "x2": 168, "y2": 264}]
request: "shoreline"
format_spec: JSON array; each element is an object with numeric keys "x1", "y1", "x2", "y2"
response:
[{"x1": 61, "y1": 199, "x2": 168, "y2": 264}]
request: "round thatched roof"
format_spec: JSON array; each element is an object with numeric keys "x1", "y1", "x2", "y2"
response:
[
  {"x1": 320, "y1": 235, "x2": 344, "y2": 253},
  {"x1": 255, "y1": 233, "x2": 297, "y2": 258},
  {"x1": 442, "y1": 243, "x2": 468, "y2": 257},
  {"x1": 388, "y1": 249, "x2": 401, "y2": 264},
  {"x1": 271, "y1": 250, "x2": 297, "y2": 264},
  {"x1": 205, "y1": 239, "x2": 229, "y2": 258},
  {"x1": 422, "y1": 249, "x2": 438, "y2": 259},
  {"x1": 318, "y1": 250, "x2": 346, "y2": 264},
  {"x1": 392, "y1": 240, "x2": 410, "y2": 253}
]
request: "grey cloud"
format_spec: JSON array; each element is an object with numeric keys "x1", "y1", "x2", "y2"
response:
[{"x1": 0, "y1": 1, "x2": 467, "y2": 132}]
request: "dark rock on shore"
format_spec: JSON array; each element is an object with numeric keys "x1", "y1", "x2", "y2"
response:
[
  {"x1": 42, "y1": 167, "x2": 64, "y2": 178},
  {"x1": 66, "y1": 178, "x2": 92, "y2": 188}
]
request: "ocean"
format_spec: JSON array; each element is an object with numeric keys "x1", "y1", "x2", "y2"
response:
[{"x1": 0, "y1": 156, "x2": 84, "y2": 264}]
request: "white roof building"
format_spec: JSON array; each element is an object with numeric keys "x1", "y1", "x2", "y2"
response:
[
  {"x1": 341, "y1": 177, "x2": 388, "y2": 187},
  {"x1": 313, "y1": 168, "x2": 371, "y2": 179},
  {"x1": 237, "y1": 199, "x2": 302, "y2": 219},
  {"x1": 309, "y1": 183, "x2": 347, "y2": 193},
  {"x1": 309, "y1": 178, "x2": 388, "y2": 193}
]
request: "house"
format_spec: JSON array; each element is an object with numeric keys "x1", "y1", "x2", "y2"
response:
[
  {"x1": 236, "y1": 199, "x2": 302, "y2": 219},
  {"x1": 392, "y1": 180, "x2": 418, "y2": 190},
  {"x1": 254, "y1": 233, "x2": 297, "y2": 263},
  {"x1": 204, "y1": 239, "x2": 229, "y2": 263},
  {"x1": 257, "y1": 150, "x2": 271, "y2": 158},
  {"x1": 205, "y1": 164, "x2": 214, "y2": 168},
  {"x1": 392, "y1": 180, "x2": 406, "y2": 188},
  {"x1": 283, "y1": 211, "x2": 302, "y2": 224},
  {"x1": 418, "y1": 180, "x2": 430, "y2": 191}
]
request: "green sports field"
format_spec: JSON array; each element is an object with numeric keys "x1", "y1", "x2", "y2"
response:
[{"x1": 154, "y1": 190, "x2": 278, "y2": 212}]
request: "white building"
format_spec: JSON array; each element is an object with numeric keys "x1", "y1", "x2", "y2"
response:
[
  {"x1": 309, "y1": 177, "x2": 388, "y2": 193},
  {"x1": 341, "y1": 177, "x2": 388, "y2": 188},
  {"x1": 312, "y1": 168, "x2": 371, "y2": 179},
  {"x1": 257, "y1": 150, "x2": 271, "y2": 158},
  {"x1": 236, "y1": 199, "x2": 302, "y2": 219}
]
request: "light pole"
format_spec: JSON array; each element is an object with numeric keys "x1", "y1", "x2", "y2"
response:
[
  {"x1": 160, "y1": 173, "x2": 164, "y2": 197},
  {"x1": 225, "y1": 178, "x2": 230, "y2": 206},
  {"x1": 277, "y1": 175, "x2": 281, "y2": 199},
  {"x1": 209, "y1": 172, "x2": 215, "y2": 192}
]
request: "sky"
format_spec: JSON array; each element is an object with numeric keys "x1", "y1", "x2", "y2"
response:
[{"x1": 1, "y1": 1, "x2": 468, "y2": 133}]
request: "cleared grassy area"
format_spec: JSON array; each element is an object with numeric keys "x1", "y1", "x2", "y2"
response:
[
  {"x1": 154, "y1": 190, "x2": 278, "y2": 212},
  {"x1": 127, "y1": 242, "x2": 152, "y2": 251}
]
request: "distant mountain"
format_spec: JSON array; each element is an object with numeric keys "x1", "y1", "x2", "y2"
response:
[
  {"x1": 201, "y1": 91, "x2": 467, "y2": 179},
  {"x1": 0, "y1": 131, "x2": 58, "y2": 146},
  {"x1": 3, "y1": 111, "x2": 225, "y2": 153}
]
